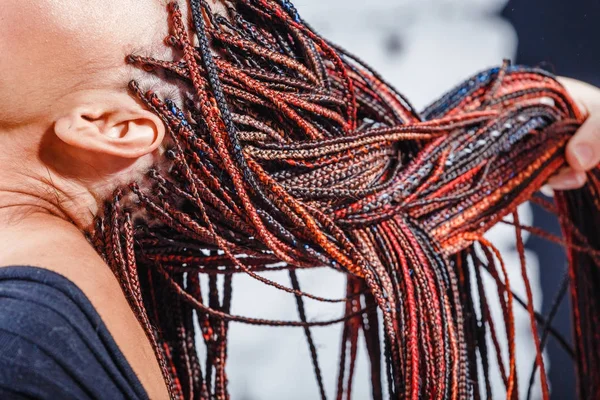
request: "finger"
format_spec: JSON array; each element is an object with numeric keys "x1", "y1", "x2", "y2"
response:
[
  {"x1": 547, "y1": 167, "x2": 587, "y2": 190},
  {"x1": 557, "y1": 77, "x2": 595, "y2": 116},
  {"x1": 566, "y1": 114, "x2": 600, "y2": 171}
]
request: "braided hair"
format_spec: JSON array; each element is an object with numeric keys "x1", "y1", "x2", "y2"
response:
[{"x1": 88, "y1": 1, "x2": 600, "y2": 399}]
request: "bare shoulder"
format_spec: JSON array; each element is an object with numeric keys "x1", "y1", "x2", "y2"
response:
[
  {"x1": 0, "y1": 216, "x2": 124, "y2": 306},
  {"x1": 0, "y1": 217, "x2": 169, "y2": 399}
]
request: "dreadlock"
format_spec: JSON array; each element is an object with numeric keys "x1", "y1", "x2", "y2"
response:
[{"x1": 88, "y1": 1, "x2": 600, "y2": 399}]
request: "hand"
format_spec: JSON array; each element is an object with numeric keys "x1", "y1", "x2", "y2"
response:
[{"x1": 544, "y1": 77, "x2": 600, "y2": 193}]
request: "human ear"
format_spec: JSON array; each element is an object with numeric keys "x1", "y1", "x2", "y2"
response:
[{"x1": 54, "y1": 92, "x2": 165, "y2": 159}]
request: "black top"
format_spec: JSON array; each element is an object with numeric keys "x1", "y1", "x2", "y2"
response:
[{"x1": 0, "y1": 266, "x2": 149, "y2": 400}]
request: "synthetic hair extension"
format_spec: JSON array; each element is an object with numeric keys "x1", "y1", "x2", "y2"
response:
[{"x1": 88, "y1": 1, "x2": 600, "y2": 399}]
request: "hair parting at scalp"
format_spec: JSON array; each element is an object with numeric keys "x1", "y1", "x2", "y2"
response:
[{"x1": 88, "y1": 1, "x2": 600, "y2": 399}]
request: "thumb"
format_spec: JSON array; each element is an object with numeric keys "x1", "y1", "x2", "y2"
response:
[{"x1": 566, "y1": 114, "x2": 600, "y2": 171}]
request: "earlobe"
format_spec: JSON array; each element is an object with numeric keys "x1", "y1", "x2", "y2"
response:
[{"x1": 54, "y1": 104, "x2": 166, "y2": 159}]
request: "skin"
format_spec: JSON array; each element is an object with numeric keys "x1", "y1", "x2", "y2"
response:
[
  {"x1": 0, "y1": 0, "x2": 597, "y2": 398},
  {"x1": 0, "y1": 1, "x2": 180, "y2": 398}
]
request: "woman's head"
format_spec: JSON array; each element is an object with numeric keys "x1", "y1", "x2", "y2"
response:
[
  {"x1": 0, "y1": 0, "x2": 190, "y2": 226},
  {"x1": 0, "y1": 0, "x2": 176, "y2": 124}
]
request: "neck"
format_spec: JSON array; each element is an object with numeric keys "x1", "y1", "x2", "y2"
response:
[
  {"x1": 0, "y1": 171, "x2": 102, "y2": 271},
  {"x1": 0, "y1": 165, "x2": 98, "y2": 233},
  {"x1": 0, "y1": 121, "x2": 102, "y2": 232}
]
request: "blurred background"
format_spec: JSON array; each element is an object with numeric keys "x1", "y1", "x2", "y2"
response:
[{"x1": 220, "y1": 1, "x2": 600, "y2": 398}]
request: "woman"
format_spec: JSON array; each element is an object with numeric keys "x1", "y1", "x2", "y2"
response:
[{"x1": 0, "y1": 0, "x2": 599, "y2": 399}]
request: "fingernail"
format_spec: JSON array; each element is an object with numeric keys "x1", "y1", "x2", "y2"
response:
[
  {"x1": 540, "y1": 185, "x2": 554, "y2": 197},
  {"x1": 548, "y1": 171, "x2": 586, "y2": 191},
  {"x1": 573, "y1": 144, "x2": 594, "y2": 169}
]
